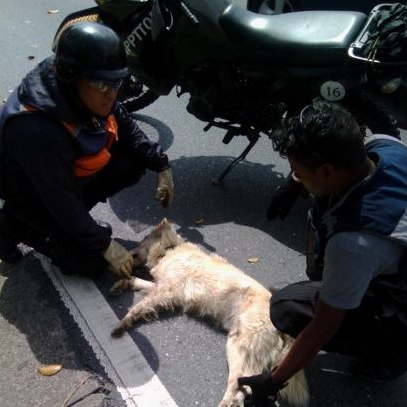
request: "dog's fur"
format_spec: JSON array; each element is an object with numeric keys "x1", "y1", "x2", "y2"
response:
[{"x1": 111, "y1": 219, "x2": 308, "y2": 407}]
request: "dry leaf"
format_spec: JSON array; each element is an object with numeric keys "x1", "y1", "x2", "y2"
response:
[
  {"x1": 28, "y1": 56, "x2": 35, "y2": 60},
  {"x1": 247, "y1": 257, "x2": 259, "y2": 264},
  {"x1": 47, "y1": 9, "x2": 59, "y2": 14},
  {"x1": 194, "y1": 217, "x2": 205, "y2": 225},
  {"x1": 37, "y1": 364, "x2": 62, "y2": 376}
]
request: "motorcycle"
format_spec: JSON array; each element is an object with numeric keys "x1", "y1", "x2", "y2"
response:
[{"x1": 53, "y1": 0, "x2": 407, "y2": 185}]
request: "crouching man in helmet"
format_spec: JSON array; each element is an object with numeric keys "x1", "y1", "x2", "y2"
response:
[{"x1": 0, "y1": 22, "x2": 174, "y2": 279}]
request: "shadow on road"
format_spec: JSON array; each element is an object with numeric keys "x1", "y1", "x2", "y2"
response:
[{"x1": 109, "y1": 114, "x2": 311, "y2": 254}]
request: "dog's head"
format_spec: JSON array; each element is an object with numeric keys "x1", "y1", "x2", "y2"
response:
[{"x1": 131, "y1": 218, "x2": 184, "y2": 269}]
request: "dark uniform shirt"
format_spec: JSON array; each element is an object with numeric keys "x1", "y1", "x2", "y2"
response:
[{"x1": 0, "y1": 56, "x2": 169, "y2": 253}]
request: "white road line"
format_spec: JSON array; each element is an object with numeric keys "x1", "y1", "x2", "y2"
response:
[{"x1": 39, "y1": 255, "x2": 178, "y2": 407}]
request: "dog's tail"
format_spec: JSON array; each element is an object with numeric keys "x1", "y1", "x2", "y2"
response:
[{"x1": 280, "y1": 368, "x2": 309, "y2": 407}]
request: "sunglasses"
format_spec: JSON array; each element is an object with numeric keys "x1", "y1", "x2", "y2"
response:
[{"x1": 87, "y1": 78, "x2": 123, "y2": 93}]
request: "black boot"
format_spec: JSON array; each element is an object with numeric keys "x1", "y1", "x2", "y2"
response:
[
  {"x1": 95, "y1": 220, "x2": 112, "y2": 235},
  {"x1": 352, "y1": 316, "x2": 407, "y2": 383},
  {"x1": 34, "y1": 220, "x2": 111, "y2": 267},
  {"x1": 352, "y1": 350, "x2": 407, "y2": 383},
  {"x1": 0, "y1": 208, "x2": 56, "y2": 263},
  {"x1": 0, "y1": 235, "x2": 23, "y2": 263},
  {"x1": 0, "y1": 210, "x2": 23, "y2": 263}
]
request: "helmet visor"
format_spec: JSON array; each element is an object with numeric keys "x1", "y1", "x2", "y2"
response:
[{"x1": 84, "y1": 66, "x2": 129, "y2": 81}]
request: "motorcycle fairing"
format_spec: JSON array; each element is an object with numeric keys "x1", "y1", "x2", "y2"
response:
[
  {"x1": 95, "y1": 0, "x2": 150, "y2": 21},
  {"x1": 154, "y1": 0, "x2": 239, "y2": 68},
  {"x1": 219, "y1": 6, "x2": 367, "y2": 66}
]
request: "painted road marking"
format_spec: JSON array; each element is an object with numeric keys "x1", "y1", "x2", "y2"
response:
[{"x1": 39, "y1": 255, "x2": 178, "y2": 407}]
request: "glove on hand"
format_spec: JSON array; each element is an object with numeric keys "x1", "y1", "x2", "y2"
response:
[
  {"x1": 267, "y1": 173, "x2": 303, "y2": 221},
  {"x1": 156, "y1": 168, "x2": 174, "y2": 208},
  {"x1": 238, "y1": 372, "x2": 285, "y2": 407},
  {"x1": 103, "y1": 240, "x2": 134, "y2": 279}
]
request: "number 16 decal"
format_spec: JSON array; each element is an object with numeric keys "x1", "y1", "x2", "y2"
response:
[{"x1": 320, "y1": 81, "x2": 346, "y2": 101}]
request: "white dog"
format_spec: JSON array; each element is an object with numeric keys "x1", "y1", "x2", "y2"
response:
[{"x1": 110, "y1": 219, "x2": 308, "y2": 407}]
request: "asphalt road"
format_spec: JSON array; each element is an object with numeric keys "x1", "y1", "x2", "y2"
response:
[{"x1": 0, "y1": 1, "x2": 407, "y2": 407}]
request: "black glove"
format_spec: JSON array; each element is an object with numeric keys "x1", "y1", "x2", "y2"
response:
[
  {"x1": 238, "y1": 372, "x2": 286, "y2": 407},
  {"x1": 267, "y1": 173, "x2": 303, "y2": 221}
]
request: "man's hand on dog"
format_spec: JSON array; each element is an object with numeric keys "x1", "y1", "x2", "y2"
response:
[
  {"x1": 103, "y1": 239, "x2": 134, "y2": 279},
  {"x1": 238, "y1": 372, "x2": 284, "y2": 407}
]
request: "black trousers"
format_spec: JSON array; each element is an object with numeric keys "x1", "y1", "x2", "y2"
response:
[
  {"x1": 270, "y1": 281, "x2": 407, "y2": 373},
  {"x1": 2, "y1": 149, "x2": 145, "y2": 278}
]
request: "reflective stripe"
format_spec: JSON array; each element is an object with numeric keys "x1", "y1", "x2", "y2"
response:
[{"x1": 105, "y1": 115, "x2": 118, "y2": 149}]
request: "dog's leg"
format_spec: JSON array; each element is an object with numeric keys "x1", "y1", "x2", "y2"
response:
[
  {"x1": 221, "y1": 331, "x2": 309, "y2": 407},
  {"x1": 111, "y1": 288, "x2": 173, "y2": 338},
  {"x1": 217, "y1": 335, "x2": 252, "y2": 407},
  {"x1": 110, "y1": 277, "x2": 155, "y2": 296}
]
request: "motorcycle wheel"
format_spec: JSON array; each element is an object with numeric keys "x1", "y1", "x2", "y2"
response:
[
  {"x1": 118, "y1": 74, "x2": 159, "y2": 112},
  {"x1": 247, "y1": 0, "x2": 302, "y2": 15}
]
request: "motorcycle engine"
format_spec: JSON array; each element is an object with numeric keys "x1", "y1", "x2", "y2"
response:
[
  {"x1": 183, "y1": 68, "x2": 287, "y2": 132},
  {"x1": 186, "y1": 86, "x2": 218, "y2": 122}
]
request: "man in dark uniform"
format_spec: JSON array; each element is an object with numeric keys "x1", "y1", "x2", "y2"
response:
[
  {"x1": 0, "y1": 22, "x2": 174, "y2": 279},
  {"x1": 238, "y1": 103, "x2": 407, "y2": 405}
]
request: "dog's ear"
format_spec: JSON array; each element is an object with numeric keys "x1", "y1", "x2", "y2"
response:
[
  {"x1": 151, "y1": 218, "x2": 170, "y2": 238},
  {"x1": 160, "y1": 222, "x2": 183, "y2": 248},
  {"x1": 157, "y1": 218, "x2": 170, "y2": 230}
]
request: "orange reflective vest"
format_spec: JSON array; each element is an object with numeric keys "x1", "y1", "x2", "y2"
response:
[{"x1": 23, "y1": 105, "x2": 118, "y2": 178}]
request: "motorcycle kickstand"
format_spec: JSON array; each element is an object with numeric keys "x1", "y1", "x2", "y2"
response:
[{"x1": 212, "y1": 134, "x2": 260, "y2": 186}]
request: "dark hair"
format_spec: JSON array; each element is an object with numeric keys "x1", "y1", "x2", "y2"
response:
[{"x1": 270, "y1": 101, "x2": 366, "y2": 170}]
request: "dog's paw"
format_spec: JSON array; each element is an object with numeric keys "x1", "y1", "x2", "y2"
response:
[
  {"x1": 217, "y1": 395, "x2": 244, "y2": 407},
  {"x1": 218, "y1": 390, "x2": 246, "y2": 407},
  {"x1": 228, "y1": 395, "x2": 245, "y2": 407},
  {"x1": 218, "y1": 400, "x2": 243, "y2": 407},
  {"x1": 109, "y1": 279, "x2": 130, "y2": 296},
  {"x1": 111, "y1": 325, "x2": 126, "y2": 338}
]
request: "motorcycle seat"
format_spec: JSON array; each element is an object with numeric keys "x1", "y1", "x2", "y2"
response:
[{"x1": 219, "y1": 6, "x2": 367, "y2": 66}]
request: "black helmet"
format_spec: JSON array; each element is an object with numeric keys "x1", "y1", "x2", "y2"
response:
[{"x1": 55, "y1": 21, "x2": 128, "y2": 83}]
